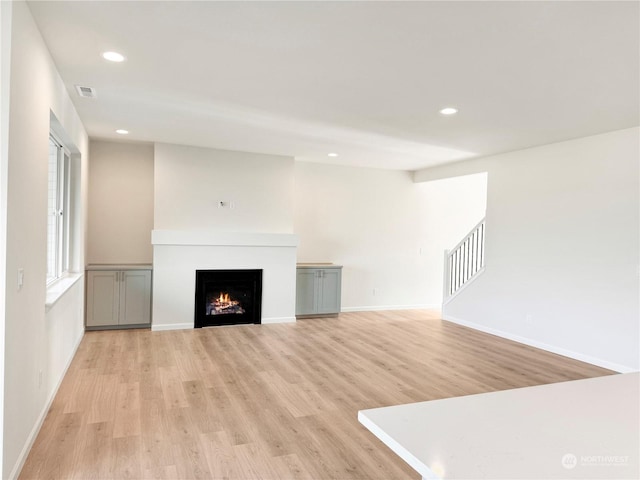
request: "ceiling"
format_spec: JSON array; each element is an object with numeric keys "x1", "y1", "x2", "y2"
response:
[{"x1": 28, "y1": 1, "x2": 639, "y2": 171}]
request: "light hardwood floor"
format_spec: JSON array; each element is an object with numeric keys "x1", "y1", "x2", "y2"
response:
[{"x1": 20, "y1": 310, "x2": 612, "y2": 480}]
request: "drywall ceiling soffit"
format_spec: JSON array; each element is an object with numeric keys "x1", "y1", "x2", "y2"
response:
[{"x1": 27, "y1": 1, "x2": 640, "y2": 170}]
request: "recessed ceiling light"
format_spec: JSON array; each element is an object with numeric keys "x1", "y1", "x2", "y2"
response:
[
  {"x1": 102, "y1": 51, "x2": 125, "y2": 62},
  {"x1": 328, "y1": 153, "x2": 339, "y2": 157},
  {"x1": 439, "y1": 107, "x2": 458, "y2": 115},
  {"x1": 116, "y1": 129, "x2": 129, "y2": 135}
]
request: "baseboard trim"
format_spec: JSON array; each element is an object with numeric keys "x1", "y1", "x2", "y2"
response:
[
  {"x1": 261, "y1": 316, "x2": 296, "y2": 324},
  {"x1": 442, "y1": 314, "x2": 637, "y2": 374},
  {"x1": 9, "y1": 330, "x2": 84, "y2": 480},
  {"x1": 342, "y1": 304, "x2": 440, "y2": 313},
  {"x1": 151, "y1": 322, "x2": 193, "y2": 331}
]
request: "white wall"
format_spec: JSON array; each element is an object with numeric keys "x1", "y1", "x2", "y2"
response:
[
  {"x1": 154, "y1": 143, "x2": 294, "y2": 233},
  {"x1": 88, "y1": 140, "x2": 154, "y2": 264},
  {"x1": 3, "y1": 3, "x2": 88, "y2": 478},
  {"x1": 0, "y1": 0, "x2": 13, "y2": 473},
  {"x1": 152, "y1": 149, "x2": 486, "y2": 320},
  {"x1": 421, "y1": 173, "x2": 487, "y2": 302},
  {"x1": 294, "y1": 164, "x2": 485, "y2": 310},
  {"x1": 415, "y1": 127, "x2": 640, "y2": 372},
  {"x1": 152, "y1": 144, "x2": 297, "y2": 329},
  {"x1": 294, "y1": 162, "x2": 479, "y2": 310}
]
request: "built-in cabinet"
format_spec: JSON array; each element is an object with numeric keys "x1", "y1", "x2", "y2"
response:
[
  {"x1": 296, "y1": 264, "x2": 342, "y2": 317},
  {"x1": 86, "y1": 265, "x2": 152, "y2": 329}
]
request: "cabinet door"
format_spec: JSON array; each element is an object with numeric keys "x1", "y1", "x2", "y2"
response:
[
  {"x1": 317, "y1": 269, "x2": 342, "y2": 314},
  {"x1": 296, "y1": 269, "x2": 318, "y2": 315},
  {"x1": 119, "y1": 270, "x2": 152, "y2": 325},
  {"x1": 86, "y1": 271, "x2": 120, "y2": 327}
]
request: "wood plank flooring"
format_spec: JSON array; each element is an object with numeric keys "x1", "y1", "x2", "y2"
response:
[{"x1": 19, "y1": 310, "x2": 612, "y2": 479}]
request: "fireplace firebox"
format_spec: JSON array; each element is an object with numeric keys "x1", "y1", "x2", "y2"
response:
[{"x1": 194, "y1": 269, "x2": 262, "y2": 328}]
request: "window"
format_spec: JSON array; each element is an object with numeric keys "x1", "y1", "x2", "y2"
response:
[{"x1": 47, "y1": 135, "x2": 70, "y2": 284}]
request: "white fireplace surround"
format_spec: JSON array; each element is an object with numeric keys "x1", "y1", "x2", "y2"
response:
[{"x1": 151, "y1": 230, "x2": 299, "y2": 330}]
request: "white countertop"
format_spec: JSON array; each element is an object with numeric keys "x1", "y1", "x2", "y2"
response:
[
  {"x1": 86, "y1": 264, "x2": 152, "y2": 270},
  {"x1": 296, "y1": 263, "x2": 342, "y2": 268},
  {"x1": 359, "y1": 373, "x2": 639, "y2": 479}
]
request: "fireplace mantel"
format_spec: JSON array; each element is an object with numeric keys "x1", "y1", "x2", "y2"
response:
[
  {"x1": 151, "y1": 230, "x2": 298, "y2": 331},
  {"x1": 151, "y1": 230, "x2": 299, "y2": 247}
]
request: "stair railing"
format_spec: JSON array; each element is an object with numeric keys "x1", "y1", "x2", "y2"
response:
[{"x1": 443, "y1": 218, "x2": 485, "y2": 302}]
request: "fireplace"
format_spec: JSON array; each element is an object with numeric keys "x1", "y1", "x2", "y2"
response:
[{"x1": 194, "y1": 269, "x2": 262, "y2": 328}]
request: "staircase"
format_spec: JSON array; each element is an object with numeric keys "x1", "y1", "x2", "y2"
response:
[{"x1": 443, "y1": 218, "x2": 486, "y2": 304}]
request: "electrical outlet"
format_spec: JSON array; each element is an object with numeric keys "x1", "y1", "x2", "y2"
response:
[
  {"x1": 17, "y1": 268, "x2": 24, "y2": 289},
  {"x1": 372, "y1": 288, "x2": 377, "y2": 296},
  {"x1": 525, "y1": 314, "x2": 533, "y2": 324}
]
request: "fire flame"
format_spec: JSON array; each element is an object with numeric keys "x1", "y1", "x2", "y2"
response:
[{"x1": 208, "y1": 291, "x2": 244, "y2": 315}]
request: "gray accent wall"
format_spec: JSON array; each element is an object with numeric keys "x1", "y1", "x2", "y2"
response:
[{"x1": 88, "y1": 140, "x2": 154, "y2": 264}]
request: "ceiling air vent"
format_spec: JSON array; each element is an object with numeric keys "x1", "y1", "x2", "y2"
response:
[{"x1": 75, "y1": 85, "x2": 97, "y2": 98}]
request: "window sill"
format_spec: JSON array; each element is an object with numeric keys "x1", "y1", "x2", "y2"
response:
[{"x1": 45, "y1": 273, "x2": 83, "y2": 312}]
